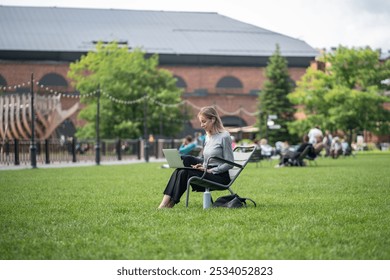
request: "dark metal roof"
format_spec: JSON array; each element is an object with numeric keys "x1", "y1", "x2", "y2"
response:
[{"x1": 0, "y1": 6, "x2": 318, "y2": 66}]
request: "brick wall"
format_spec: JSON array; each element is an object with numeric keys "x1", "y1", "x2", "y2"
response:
[{"x1": 0, "y1": 60, "x2": 308, "y2": 134}]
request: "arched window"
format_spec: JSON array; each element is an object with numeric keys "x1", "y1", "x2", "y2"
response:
[
  {"x1": 39, "y1": 73, "x2": 68, "y2": 87},
  {"x1": 220, "y1": 116, "x2": 247, "y2": 127},
  {"x1": 174, "y1": 75, "x2": 187, "y2": 88},
  {"x1": 0, "y1": 75, "x2": 7, "y2": 88},
  {"x1": 288, "y1": 78, "x2": 297, "y2": 89},
  {"x1": 216, "y1": 76, "x2": 243, "y2": 89}
]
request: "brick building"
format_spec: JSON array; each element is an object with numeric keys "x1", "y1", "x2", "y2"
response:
[{"x1": 0, "y1": 6, "x2": 318, "y2": 140}]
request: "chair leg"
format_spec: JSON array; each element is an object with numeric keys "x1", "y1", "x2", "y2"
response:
[{"x1": 185, "y1": 181, "x2": 191, "y2": 208}]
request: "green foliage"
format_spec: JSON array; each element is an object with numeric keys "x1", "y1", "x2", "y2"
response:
[
  {"x1": 325, "y1": 46, "x2": 390, "y2": 90},
  {"x1": 288, "y1": 46, "x2": 390, "y2": 140},
  {"x1": 258, "y1": 44, "x2": 295, "y2": 143},
  {"x1": 68, "y1": 42, "x2": 185, "y2": 139},
  {"x1": 1, "y1": 154, "x2": 390, "y2": 259}
]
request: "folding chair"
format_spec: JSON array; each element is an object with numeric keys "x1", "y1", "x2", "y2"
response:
[
  {"x1": 248, "y1": 148, "x2": 262, "y2": 167},
  {"x1": 289, "y1": 145, "x2": 310, "y2": 166},
  {"x1": 185, "y1": 146, "x2": 256, "y2": 208},
  {"x1": 292, "y1": 145, "x2": 317, "y2": 166}
]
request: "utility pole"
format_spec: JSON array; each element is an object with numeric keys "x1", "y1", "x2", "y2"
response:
[{"x1": 30, "y1": 73, "x2": 37, "y2": 168}]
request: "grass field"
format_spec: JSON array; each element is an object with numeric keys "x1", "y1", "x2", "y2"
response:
[{"x1": 1, "y1": 153, "x2": 389, "y2": 260}]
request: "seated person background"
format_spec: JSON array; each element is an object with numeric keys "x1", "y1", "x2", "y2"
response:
[
  {"x1": 308, "y1": 126, "x2": 323, "y2": 145},
  {"x1": 179, "y1": 135, "x2": 197, "y2": 155},
  {"x1": 313, "y1": 135, "x2": 325, "y2": 155},
  {"x1": 330, "y1": 136, "x2": 342, "y2": 158},
  {"x1": 161, "y1": 135, "x2": 200, "y2": 169},
  {"x1": 341, "y1": 138, "x2": 353, "y2": 156},
  {"x1": 275, "y1": 135, "x2": 316, "y2": 167},
  {"x1": 259, "y1": 138, "x2": 274, "y2": 158},
  {"x1": 275, "y1": 140, "x2": 290, "y2": 157}
]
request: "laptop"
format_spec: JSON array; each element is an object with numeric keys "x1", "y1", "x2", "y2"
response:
[{"x1": 162, "y1": 149, "x2": 194, "y2": 169}]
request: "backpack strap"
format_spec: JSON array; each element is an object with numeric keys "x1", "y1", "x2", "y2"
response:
[{"x1": 237, "y1": 195, "x2": 257, "y2": 207}]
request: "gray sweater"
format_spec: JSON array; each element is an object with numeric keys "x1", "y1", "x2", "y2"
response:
[{"x1": 202, "y1": 131, "x2": 234, "y2": 174}]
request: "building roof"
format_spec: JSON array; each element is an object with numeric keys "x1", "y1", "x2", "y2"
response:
[{"x1": 0, "y1": 5, "x2": 318, "y2": 66}]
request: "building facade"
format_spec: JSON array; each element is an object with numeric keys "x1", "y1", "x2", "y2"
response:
[{"x1": 0, "y1": 6, "x2": 318, "y2": 140}]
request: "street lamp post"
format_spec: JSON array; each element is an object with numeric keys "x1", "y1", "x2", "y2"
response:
[
  {"x1": 143, "y1": 93, "x2": 149, "y2": 162},
  {"x1": 30, "y1": 73, "x2": 37, "y2": 168},
  {"x1": 258, "y1": 109, "x2": 262, "y2": 139},
  {"x1": 95, "y1": 88, "x2": 101, "y2": 165}
]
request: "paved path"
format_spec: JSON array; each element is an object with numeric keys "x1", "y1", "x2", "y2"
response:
[{"x1": 0, "y1": 157, "x2": 166, "y2": 171}]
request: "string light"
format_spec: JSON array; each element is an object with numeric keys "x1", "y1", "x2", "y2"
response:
[{"x1": 0, "y1": 80, "x2": 259, "y2": 116}]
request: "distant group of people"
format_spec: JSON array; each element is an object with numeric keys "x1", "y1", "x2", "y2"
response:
[
  {"x1": 272, "y1": 125, "x2": 355, "y2": 168},
  {"x1": 167, "y1": 123, "x2": 357, "y2": 172},
  {"x1": 309, "y1": 126, "x2": 353, "y2": 159}
]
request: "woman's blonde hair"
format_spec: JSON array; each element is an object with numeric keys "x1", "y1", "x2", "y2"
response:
[{"x1": 197, "y1": 106, "x2": 225, "y2": 133}]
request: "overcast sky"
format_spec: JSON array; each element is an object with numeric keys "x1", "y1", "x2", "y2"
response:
[{"x1": 1, "y1": 0, "x2": 389, "y2": 52}]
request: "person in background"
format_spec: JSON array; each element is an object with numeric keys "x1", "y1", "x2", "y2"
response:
[
  {"x1": 308, "y1": 126, "x2": 323, "y2": 145},
  {"x1": 330, "y1": 135, "x2": 342, "y2": 158},
  {"x1": 179, "y1": 135, "x2": 197, "y2": 155},
  {"x1": 275, "y1": 135, "x2": 315, "y2": 167},
  {"x1": 195, "y1": 132, "x2": 205, "y2": 147},
  {"x1": 158, "y1": 106, "x2": 234, "y2": 208},
  {"x1": 259, "y1": 138, "x2": 274, "y2": 158},
  {"x1": 341, "y1": 138, "x2": 352, "y2": 156},
  {"x1": 322, "y1": 130, "x2": 333, "y2": 157},
  {"x1": 231, "y1": 136, "x2": 237, "y2": 150},
  {"x1": 275, "y1": 140, "x2": 290, "y2": 157}
]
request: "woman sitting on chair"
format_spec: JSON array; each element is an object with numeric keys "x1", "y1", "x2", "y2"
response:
[{"x1": 158, "y1": 106, "x2": 234, "y2": 208}]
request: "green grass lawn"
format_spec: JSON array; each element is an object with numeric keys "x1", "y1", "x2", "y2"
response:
[{"x1": 1, "y1": 153, "x2": 389, "y2": 260}]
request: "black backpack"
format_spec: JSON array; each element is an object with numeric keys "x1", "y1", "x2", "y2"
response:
[{"x1": 213, "y1": 194, "x2": 256, "y2": 208}]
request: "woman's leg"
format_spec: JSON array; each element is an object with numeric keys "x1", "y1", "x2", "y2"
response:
[
  {"x1": 159, "y1": 168, "x2": 230, "y2": 207},
  {"x1": 159, "y1": 169, "x2": 181, "y2": 208},
  {"x1": 158, "y1": 194, "x2": 173, "y2": 209},
  {"x1": 160, "y1": 168, "x2": 202, "y2": 207}
]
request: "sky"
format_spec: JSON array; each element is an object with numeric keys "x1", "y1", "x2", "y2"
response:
[{"x1": 1, "y1": 0, "x2": 390, "y2": 52}]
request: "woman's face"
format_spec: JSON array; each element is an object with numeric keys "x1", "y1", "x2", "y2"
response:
[{"x1": 199, "y1": 114, "x2": 213, "y2": 133}]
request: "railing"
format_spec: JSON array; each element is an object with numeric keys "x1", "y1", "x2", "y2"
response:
[{"x1": 0, "y1": 138, "x2": 183, "y2": 167}]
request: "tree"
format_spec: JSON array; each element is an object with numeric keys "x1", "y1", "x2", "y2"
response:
[
  {"x1": 68, "y1": 42, "x2": 185, "y2": 139},
  {"x1": 288, "y1": 46, "x2": 390, "y2": 143},
  {"x1": 258, "y1": 44, "x2": 295, "y2": 143},
  {"x1": 287, "y1": 67, "x2": 335, "y2": 135}
]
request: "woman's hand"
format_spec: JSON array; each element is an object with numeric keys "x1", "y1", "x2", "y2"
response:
[
  {"x1": 191, "y1": 164, "x2": 212, "y2": 173},
  {"x1": 191, "y1": 163, "x2": 203, "y2": 170}
]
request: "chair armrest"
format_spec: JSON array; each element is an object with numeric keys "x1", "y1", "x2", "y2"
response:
[
  {"x1": 196, "y1": 156, "x2": 242, "y2": 180},
  {"x1": 205, "y1": 156, "x2": 243, "y2": 169}
]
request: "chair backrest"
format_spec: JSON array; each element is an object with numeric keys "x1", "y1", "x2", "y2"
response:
[
  {"x1": 229, "y1": 146, "x2": 255, "y2": 180},
  {"x1": 248, "y1": 148, "x2": 262, "y2": 162}
]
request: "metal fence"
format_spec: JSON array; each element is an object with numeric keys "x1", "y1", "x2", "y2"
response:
[{"x1": 0, "y1": 138, "x2": 183, "y2": 167}]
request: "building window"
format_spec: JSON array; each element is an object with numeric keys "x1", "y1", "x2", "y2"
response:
[
  {"x1": 288, "y1": 78, "x2": 297, "y2": 89},
  {"x1": 220, "y1": 116, "x2": 247, "y2": 127},
  {"x1": 174, "y1": 75, "x2": 187, "y2": 89},
  {"x1": 0, "y1": 75, "x2": 7, "y2": 88},
  {"x1": 39, "y1": 73, "x2": 68, "y2": 87},
  {"x1": 216, "y1": 76, "x2": 243, "y2": 89}
]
